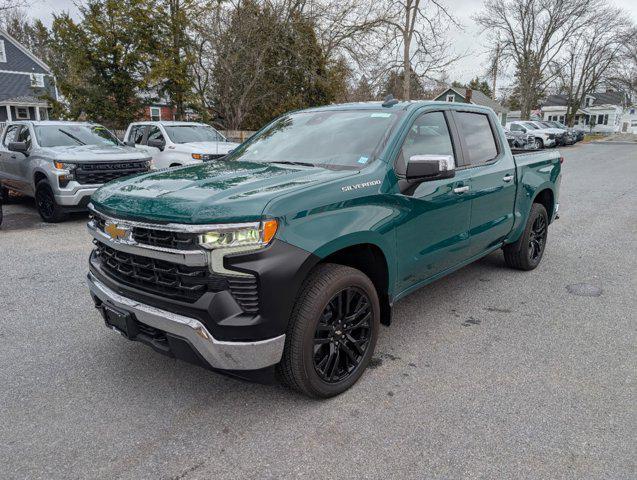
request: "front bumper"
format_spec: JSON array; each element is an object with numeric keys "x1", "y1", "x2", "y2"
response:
[
  {"x1": 87, "y1": 272, "x2": 285, "y2": 370},
  {"x1": 55, "y1": 185, "x2": 98, "y2": 207}
]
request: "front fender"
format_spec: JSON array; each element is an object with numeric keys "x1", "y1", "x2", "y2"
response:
[{"x1": 277, "y1": 195, "x2": 399, "y2": 296}]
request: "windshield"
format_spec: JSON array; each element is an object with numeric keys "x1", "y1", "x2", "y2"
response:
[
  {"x1": 163, "y1": 125, "x2": 226, "y2": 144},
  {"x1": 35, "y1": 125, "x2": 120, "y2": 147},
  {"x1": 227, "y1": 110, "x2": 401, "y2": 169},
  {"x1": 523, "y1": 122, "x2": 538, "y2": 130}
]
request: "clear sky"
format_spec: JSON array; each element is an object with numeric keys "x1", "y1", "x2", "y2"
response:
[{"x1": 29, "y1": 0, "x2": 637, "y2": 87}]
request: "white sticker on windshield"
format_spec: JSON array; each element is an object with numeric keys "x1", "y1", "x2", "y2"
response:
[
  {"x1": 358, "y1": 156, "x2": 369, "y2": 164},
  {"x1": 371, "y1": 113, "x2": 392, "y2": 118}
]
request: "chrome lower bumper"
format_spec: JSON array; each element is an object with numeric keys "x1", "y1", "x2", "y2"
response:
[{"x1": 87, "y1": 272, "x2": 285, "y2": 370}]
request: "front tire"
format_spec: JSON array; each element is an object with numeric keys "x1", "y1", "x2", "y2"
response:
[
  {"x1": 35, "y1": 180, "x2": 67, "y2": 223},
  {"x1": 278, "y1": 264, "x2": 380, "y2": 398},
  {"x1": 503, "y1": 203, "x2": 549, "y2": 270},
  {"x1": 534, "y1": 138, "x2": 544, "y2": 149}
]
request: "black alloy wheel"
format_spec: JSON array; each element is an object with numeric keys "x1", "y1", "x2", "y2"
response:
[
  {"x1": 35, "y1": 180, "x2": 67, "y2": 223},
  {"x1": 313, "y1": 287, "x2": 372, "y2": 383},
  {"x1": 528, "y1": 214, "x2": 547, "y2": 262},
  {"x1": 503, "y1": 203, "x2": 549, "y2": 271}
]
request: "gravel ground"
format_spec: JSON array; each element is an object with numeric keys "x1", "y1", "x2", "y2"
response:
[{"x1": 0, "y1": 143, "x2": 635, "y2": 480}]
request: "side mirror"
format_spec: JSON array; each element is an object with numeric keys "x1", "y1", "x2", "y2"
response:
[
  {"x1": 8, "y1": 142, "x2": 28, "y2": 154},
  {"x1": 147, "y1": 138, "x2": 165, "y2": 151},
  {"x1": 406, "y1": 155, "x2": 455, "y2": 181}
]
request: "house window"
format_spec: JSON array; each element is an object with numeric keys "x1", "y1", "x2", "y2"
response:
[
  {"x1": 559, "y1": 116, "x2": 565, "y2": 123},
  {"x1": 150, "y1": 107, "x2": 161, "y2": 121},
  {"x1": 16, "y1": 107, "x2": 30, "y2": 120},
  {"x1": 585, "y1": 96, "x2": 594, "y2": 107},
  {"x1": 38, "y1": 107, "x2": 49, "y2": 120},
  {"x1": 602, "y1": 114, "x2": 608, "y2": 125},
  {"x1": 446, "y1": 94, "x2": 454, "y2": 102},
  {"x1": 30, "y1": 74, "x2": 45, "y2": 88},
  {"x1": 0, "y1": 40, "x2": 6, "y2": 62}
]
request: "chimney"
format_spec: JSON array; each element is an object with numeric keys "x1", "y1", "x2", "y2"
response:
[{"x1": 465, "y1": 88, "x2": 473, "y2": 103}]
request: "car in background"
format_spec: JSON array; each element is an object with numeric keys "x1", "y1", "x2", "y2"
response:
[
  {"x1": 0, "y1": 121, "x2": 151, "y2": 222},
  {"x1": 504, "y1": 129, "x2": 538, "y2": 150},
  {"x1": 544, "y1": 120, "x2": 583, "y2": 142},
  {"x1": 535, "y1": 121, "x2": 575, "y2": 145},
  {"x1": 124, "y1": 121, "x2": 240, "y2": 170},
  {"x1": 505, "y1": 121, "x2": 557, "y2": 149}
]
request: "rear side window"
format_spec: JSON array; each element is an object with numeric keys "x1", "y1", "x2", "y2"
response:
[
  {"x1": 456, "y1": 112, "x2": 498, "y2": 166},
  {"x1": 3, "y1": 125, "x2": 20, "y2": 146},
  {"x1": 396, "y1": 111, "x2": 455, "y2": 176}
]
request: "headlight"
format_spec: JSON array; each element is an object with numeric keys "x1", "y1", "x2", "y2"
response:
[
  {"x1": 192, "y1": 153, "x2": 208, "y2": 160},
  {"x1": 199, "y1": 220, "x2": 278, "y2": 250},
  {"x1": 54, "y1": 161, "x2": 77, "y2": 170}
]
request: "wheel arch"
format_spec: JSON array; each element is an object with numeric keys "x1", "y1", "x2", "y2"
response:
[
  {"x1": 532, "y1": 187, "x2": 555, "y2": 222},
  {"x1": 313, "y1": 241, "x2": 393, "y2": 326}
]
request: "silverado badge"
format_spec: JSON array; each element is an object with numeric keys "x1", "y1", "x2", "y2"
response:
[{"x1": 104, "y1": 221, "x2": 131, "y2": 242}]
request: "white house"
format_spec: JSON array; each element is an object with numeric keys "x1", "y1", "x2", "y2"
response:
[{"x1": 541, "y1": 91, "x2": 629, "y2": 134}]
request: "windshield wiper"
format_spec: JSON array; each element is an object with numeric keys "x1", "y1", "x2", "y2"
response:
[
  {"x1": 58, "y1": 129, "x2": 86, "y2": 145},
  {"x1": 268, "y1": 161, "x2": 316, "y2": 167}
]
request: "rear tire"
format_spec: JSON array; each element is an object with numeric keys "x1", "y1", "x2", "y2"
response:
[
  {"x1": 534, "y1": 138, "x2": 544, "y2": 149},
  {"x1": 35, "y1": 180, "x2": 67, "y2": 223},
  {"x1": 503, "y1": 203, "x2": 548, "y2": 271},
  {"x1": 277, "y1": 264, "x2": 380, "y2": 398}
]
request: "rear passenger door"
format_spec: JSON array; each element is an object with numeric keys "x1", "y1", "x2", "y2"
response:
[{"x1": 453, "y1": 110, "x2": 516, "y2": 258}]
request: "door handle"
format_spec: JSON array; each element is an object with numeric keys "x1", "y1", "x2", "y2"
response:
[
  {"x1": 503, "y1": 174, "x2": 514, "y2": 182},
  {"x1": 453, "y1": 185, "x2": 470, "y2": 194}
]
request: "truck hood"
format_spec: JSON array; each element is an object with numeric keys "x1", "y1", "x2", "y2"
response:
[
  {"x1": 91, "y1": 160, "x2": 357, "y2": 224},
  {"x1": 172, "y1": 141, "x2": 240, "y2": 155},
  {"x1": 39, "y1": 144, "x2": 150, "y2": 162}
]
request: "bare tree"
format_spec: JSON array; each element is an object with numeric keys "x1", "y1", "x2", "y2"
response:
[
  {"x1": 556, "y1": 6, "x2": 633, "y2": 125},
  {"x1": 475, "y1": 0, "x2": 601, "y2": 119},
  {"x1": 606, "y1": 26, "x2": 637, "y2": 103},
  {"x1": 373, "y1": 0, "x2": 462, "y2": 100}
]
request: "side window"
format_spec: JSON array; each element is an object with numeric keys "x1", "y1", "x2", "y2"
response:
[
  {"x1": 147, "y1": 126, "x2": 164, "y2": 143},
  {"x1": 3, "y1": 125, "x2": 20, "y2": 146},
  {"x1": 128, "y1": 125, "x2": 146, "y2": 144},
  {"x1": 510, "y1": 124, "x2": 522, "y2": 132},
  {"x1": 396, "y1": 111, "x2": 455, "y2": 176},
  {"x1": 456, "y1": 112, "x2": 498, "y2": 166},
  {"x1": 16, "y1": 126, "x2": 32, "y2": 150}
]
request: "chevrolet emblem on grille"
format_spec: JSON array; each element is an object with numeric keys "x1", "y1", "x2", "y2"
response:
[{"x1": 104, "y1": 221, "x2": 132, "y2": 242}]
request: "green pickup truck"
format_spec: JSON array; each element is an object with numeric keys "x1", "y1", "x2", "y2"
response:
[{"x1": 86, "y1": 100, "x2": 561, "y2": 398}]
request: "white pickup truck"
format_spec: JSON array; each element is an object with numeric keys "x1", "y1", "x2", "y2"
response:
[{"x1": 123, "y1": 121, "x2": 240, "y2": 170}]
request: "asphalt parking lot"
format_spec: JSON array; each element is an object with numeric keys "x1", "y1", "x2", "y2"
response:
[{"x1": 1, "y1": 142, "x2": 635, "y2": 480}]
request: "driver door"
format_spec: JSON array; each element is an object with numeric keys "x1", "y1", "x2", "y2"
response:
[
  {"x1": 145, "y1": 126, "x2": 168, "y2": 167},
  {"x1": 394, "y1": 110, "x2": 473, "y2": 293}
]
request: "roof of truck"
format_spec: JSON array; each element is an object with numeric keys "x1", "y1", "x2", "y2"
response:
[{"x1": 303, "y1": 100, "x2": 494, "y2": 113}]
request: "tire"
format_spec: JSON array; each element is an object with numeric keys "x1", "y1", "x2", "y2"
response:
[
  {"x1": 35, "y1": 180, "x2": 67, "y2": 223},
  {"x1": 503, "y1": 203, "x2": 549, "y2": 271},
  {"x1": 277, "y1": 263, "x2": 381, "y2": 398},
  {"x1": 534, "y1": 138, "x2": 544, "y2": 149},
  {"x1": 1, "y1": 185, "x2": 10, "y2": 202}
]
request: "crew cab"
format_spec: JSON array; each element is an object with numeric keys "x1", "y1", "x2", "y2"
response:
[
  {"x1": 123, "y1": 121, "x2": 240, "y2": 170},
  {"x1": 506, "y1": 120, "x2": 559, "y2": 149},
  {"x1": 86, "y1": 101, "x2": 561, "y2": 398},
  {"x1": 0, "y1": 121, "x2": 151, "y2": 222}
]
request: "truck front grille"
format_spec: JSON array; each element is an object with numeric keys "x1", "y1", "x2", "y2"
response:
[
  {"x1": 93, "y1": 241, "x2": 259, "y2": 311},
  {"x1": 76, "y1": 161, "x2": 149, "y2": 185},
  {"x1": 132, "y1": 227, "x2": 200, "y2": 250}
]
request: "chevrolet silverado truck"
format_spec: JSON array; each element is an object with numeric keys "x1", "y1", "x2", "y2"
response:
[
  {"x1": 86, "y1": 101, "x2": 561, "y2": 398},
  {"x1": 0, "y1": 121, "x2": 151, "y2": 222},
  {"x1": 123, "y1": 121, "x2": 240, "y2": 169}
]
